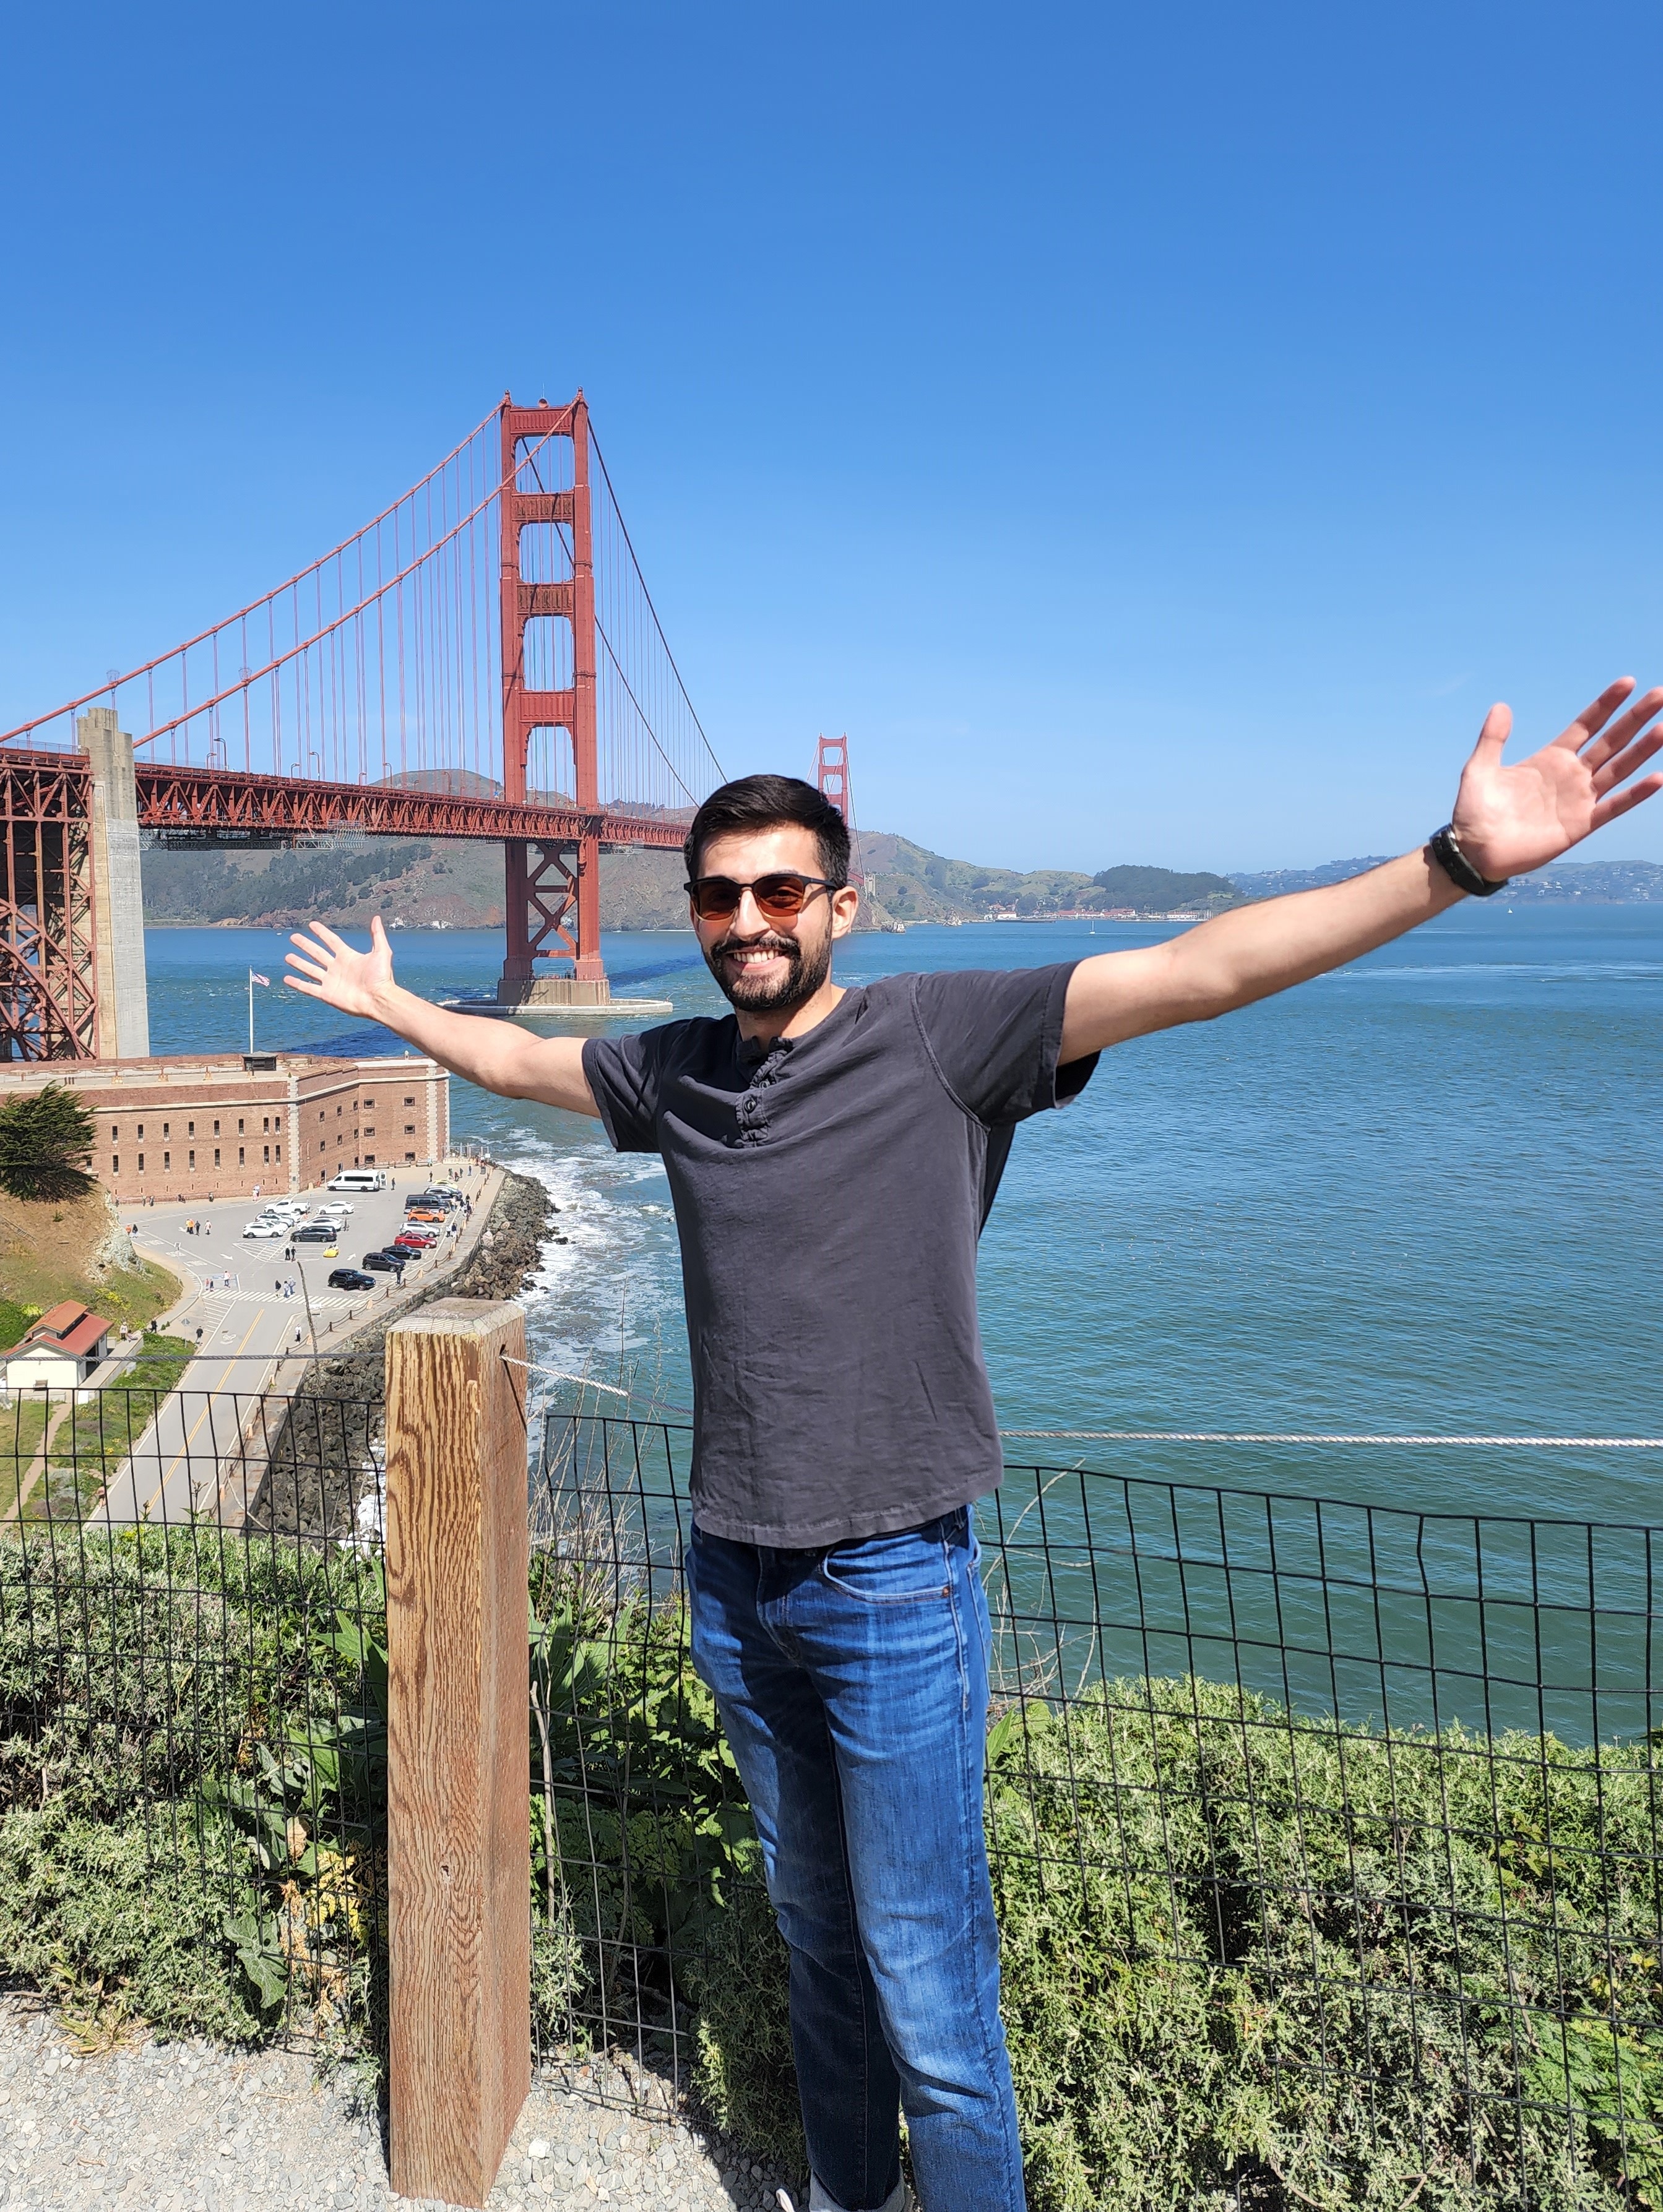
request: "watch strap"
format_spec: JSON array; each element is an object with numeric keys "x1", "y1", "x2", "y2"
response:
[{"x1": 1428, "y1": 824, "x2": 1508, "y2": 898}]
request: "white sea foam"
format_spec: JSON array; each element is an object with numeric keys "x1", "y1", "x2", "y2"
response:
[{"x1": 490, "y1": 1129, "x2": 688, "y2": 1419}]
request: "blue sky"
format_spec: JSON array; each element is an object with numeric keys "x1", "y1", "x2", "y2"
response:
[{"x1": 2, "y1": 2, "x2": 1659, "y2": 872}]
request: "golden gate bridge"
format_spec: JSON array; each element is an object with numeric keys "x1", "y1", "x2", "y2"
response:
[{"x1": 0, "y1": 395, "x2": 730, "y2": 1059}]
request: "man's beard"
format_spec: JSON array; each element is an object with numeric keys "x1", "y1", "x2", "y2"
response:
[{"x1": 706, "y1": 927, "x2": 832, "y2": 1014}]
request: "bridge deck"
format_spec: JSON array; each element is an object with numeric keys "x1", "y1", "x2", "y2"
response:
[{"x1": 0, "y1": 749, "x2": 688, "y2": 850}]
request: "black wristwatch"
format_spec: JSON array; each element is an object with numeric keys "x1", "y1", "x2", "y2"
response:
[{"x1": 1428, "y1": 824, "x2": 1509, "y2": 898}]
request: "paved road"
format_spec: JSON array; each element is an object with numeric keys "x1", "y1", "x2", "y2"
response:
[{"x1": 96, "y1": 1164, "x2": 494, "y2": 1525}]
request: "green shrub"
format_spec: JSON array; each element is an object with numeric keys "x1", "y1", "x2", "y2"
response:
[
  {"x1": 7, "y1": 1528, "x2": 1663, "y2": 2210},
  {"x1": 0, "y1": 1526, "x2": 383, "y2": 1818},
  {"x1": 988, "y1": 1680, "x2": 1663, "y2": 2210},
  {"x1": 0, "y1": 1794, "x2": 264, "y2": 2042}
]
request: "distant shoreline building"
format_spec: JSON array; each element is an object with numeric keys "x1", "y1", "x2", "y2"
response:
[{"x1": 0, "y1": 1051, "x2": 449, "y2": 1203}]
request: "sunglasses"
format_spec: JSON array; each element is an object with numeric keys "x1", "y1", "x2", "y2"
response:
[{"x1": 685, "y1": 872, "x2": 840, "y2": 921}]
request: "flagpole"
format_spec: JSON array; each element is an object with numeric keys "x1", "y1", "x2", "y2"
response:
[{"x1": 246, "y1": 966, "x2": 270, "y2": 1053}]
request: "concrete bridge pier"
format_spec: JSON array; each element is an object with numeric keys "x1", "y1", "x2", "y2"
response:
[{"x1": 76, "y1": 708, "x2": 150, "y2": 1059}]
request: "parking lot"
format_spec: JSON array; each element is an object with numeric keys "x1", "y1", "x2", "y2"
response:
[
  {"x1": 100, "y1": 1162, "x2": 496, "y2": 1523},
  {"x1": 135, "y1": 1173, "x2": 477, "y2": 1319}
]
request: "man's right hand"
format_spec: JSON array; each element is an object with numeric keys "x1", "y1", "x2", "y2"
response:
[
  {"x1": 285, "y1": 917, "x2": 397, "y2": 1018},
  {"x1": 283, "y1": 915, "x2": 600, "y2": 1118}
]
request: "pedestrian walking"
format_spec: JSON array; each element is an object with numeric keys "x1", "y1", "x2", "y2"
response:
[{"x1": 284, "y1": 692, "x2": 1663, "y2": 2212}]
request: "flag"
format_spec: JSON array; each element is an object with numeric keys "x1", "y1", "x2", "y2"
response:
[{"x1": 248, "y1": 970, "x2": 270, "y2": 987}]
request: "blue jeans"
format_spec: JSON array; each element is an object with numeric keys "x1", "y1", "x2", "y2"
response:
[{"x1": 686, "y1": 1506, "x2": 1026, "y2": 2212}]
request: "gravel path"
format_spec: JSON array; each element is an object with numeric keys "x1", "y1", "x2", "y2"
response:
[{"x1": 0, "y1": 1998, "x2": 806, "y2": 2212}]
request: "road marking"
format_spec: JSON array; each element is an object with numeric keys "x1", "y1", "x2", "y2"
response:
[{"x1": 139, "y1": 1308, "x2": 267, "y2": 1522}]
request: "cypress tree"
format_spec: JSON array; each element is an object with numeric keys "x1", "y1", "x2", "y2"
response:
[{"x1": 0, "y1": 1083, "x2": 97, "y2": 1202}]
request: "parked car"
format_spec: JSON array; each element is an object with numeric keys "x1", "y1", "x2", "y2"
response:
[
  {"x1": 316, "y1": 1201, "x2": 352, "y2": 1216},
  {"x1": 362, "y1": 1249, "x2": 409, "y2": 1273},
  {"x1": 294, "y1": 1224, "x2": 336, "y2": 1243},
  {"x1": 327, "y1": 1268, "x2": 374, "y2": 1291},
  {"x1": 242, "y1": 1219, "x2": 285, "y2": 1238},
  {"x1": 412, "y1": 1189, "x2": 462, "y2": 1209},
  {"x1": 404, "y1": 1208, "x2": 445, "y2": 1225},
  {"x1": 394, "y1": 1230, "x2": 438, "y2": 1249}
]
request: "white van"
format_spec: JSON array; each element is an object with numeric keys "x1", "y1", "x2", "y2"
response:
[{"x1": 329, "y1": 1169, "x2": 387, "y2": 1194}]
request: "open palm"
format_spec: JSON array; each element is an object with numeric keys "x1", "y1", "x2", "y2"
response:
[
  {"x1": 284, "y1": 918, "x2": 396, "y2": 1017},
  {"x1": 1451, "y1": 678, "x2": 1663, "y2": 881}
]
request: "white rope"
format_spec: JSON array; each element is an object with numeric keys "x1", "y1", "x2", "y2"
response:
[
  {"x1": 499, "y1": 1356, "x2": 629, "y2": 1400},
  {"x1": 998, "y1": 1430, "x2": 1663, "y2": 1448}
]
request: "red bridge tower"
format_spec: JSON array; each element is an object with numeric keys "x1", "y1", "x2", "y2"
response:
[{"x1": 498, "y1": 394, "x2": 608, "y2": 1005}]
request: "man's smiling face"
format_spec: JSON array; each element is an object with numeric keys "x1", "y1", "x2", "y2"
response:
[{"x1": 689, "y1": 822, "x2": 858, "y2": 1018}]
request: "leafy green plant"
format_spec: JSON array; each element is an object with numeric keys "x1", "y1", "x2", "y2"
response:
[
  {"x1": 0, "y1": 1792, "x2": 267, "y2": 2041},
  {"x1": 11, "y1": 1523, "x2": 1663, "y2": 2210},
  {"x1": 529, "y1": 1598, "x2": 763, "y2": 2017}
]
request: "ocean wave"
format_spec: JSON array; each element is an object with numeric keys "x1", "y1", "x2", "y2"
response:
[{"x1": 491, "y1": 1131, "x2": 688, "y2": 1416}]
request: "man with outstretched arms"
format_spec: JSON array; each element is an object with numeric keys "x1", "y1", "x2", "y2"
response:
[{"x1": 287, "y1": 680, "x2": 1663, "y2": 2212}]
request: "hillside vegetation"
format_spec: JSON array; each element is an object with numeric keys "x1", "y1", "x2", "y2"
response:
[
  {"x1": 139, "y1": 831, "x2": 1663, "y2": 938},
  {"x1": 0, "y1": 1187, "x2": 177, "y2": 1344},
  {"x1": 140, "y1": 832, "x2": 1244, "y2": 930}
]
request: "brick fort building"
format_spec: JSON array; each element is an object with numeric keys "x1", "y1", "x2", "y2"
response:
[{"x1": 0, "y1": 1051, "x2": 451, "y2": 1203}]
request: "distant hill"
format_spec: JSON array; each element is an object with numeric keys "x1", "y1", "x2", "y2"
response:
[
  {"x1": 137, "y1": 833, "x2": 701, "y2": 933},
  {"x1": 1091, "y1": 864, "x2": 1238, "y2": 913},
  {"x1": 1227, "y1": 856, "x2": 1663, "y2": 903},
  {"x1": 1505, "y1": 858, "x2": 1663, "y2": 902},
  {"x1": 852, "y1": 835, "x2": 1239, "y2": 921},
  {"x1": 137, "y1": 831, "x2": 1663, "y2": 936},
  {"x1": 1227, "y1": 858, "x2": 1393, "y2": 899},
  {"x1": 138, "y1": 829, "x2": 1245, "y2": 931}
]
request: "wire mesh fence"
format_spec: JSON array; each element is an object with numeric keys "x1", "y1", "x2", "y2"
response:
[
  {"x1": 0, "y1": 1384, "x2": 389, "y2": 2070},
  {"x1": 528, "y1": 1417, "x2": 1663, "y2": 2208},
  {"x1": 7, "y1": 1386, "x2": 1663, "y2": 2206}
]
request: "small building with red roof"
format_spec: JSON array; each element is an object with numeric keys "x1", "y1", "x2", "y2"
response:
[{"x1": 2, "y1": 1301, "x2": 113, "y2": 1393}]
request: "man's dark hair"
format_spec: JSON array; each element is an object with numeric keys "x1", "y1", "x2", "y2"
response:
[{"x1": 683, "y1": 774, "x2": 851, "y2": 885}]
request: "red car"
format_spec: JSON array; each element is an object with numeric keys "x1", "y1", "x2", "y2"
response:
[{"x1": 394, "y1": 1229, "x2": 438, "y2": 1250}]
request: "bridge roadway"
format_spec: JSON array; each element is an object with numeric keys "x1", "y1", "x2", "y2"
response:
[
  {"x1": 93, "y1": 1162, "x2": 499, "y2": 1526},
  {"x1": 131, "y1": 757, "x2": 689, "y2": 849}
]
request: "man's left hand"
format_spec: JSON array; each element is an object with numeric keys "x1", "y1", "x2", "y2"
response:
[{"x1": 1451, "y1": 677, "x2": 1663, "y2": 881}]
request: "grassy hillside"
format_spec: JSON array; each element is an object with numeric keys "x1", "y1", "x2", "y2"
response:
[
  {"x1": 141, "y1": 835, "x2": 701, "y2": 933},
  {"x1": 139, "y1": 838, "x2": 490, "y2": 928},
  {"x1": 0, "y1": 1187, "x2": 178, "y2": 1345}
]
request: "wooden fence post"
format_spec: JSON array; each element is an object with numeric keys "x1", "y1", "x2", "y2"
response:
[{"x1": 385, "y1": 1298, "x2": 531, "y2": 2207}]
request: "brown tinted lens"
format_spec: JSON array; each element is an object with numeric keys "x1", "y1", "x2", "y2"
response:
[
  {"x1": 753, "y1": 874, "x2": 812, "y2": 916},
  {"x1": 689, "y1": 878, "x2": 743, "y2": 918}
]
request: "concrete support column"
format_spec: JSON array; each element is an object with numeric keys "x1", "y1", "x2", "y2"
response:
[{"x1": 75, "y1": 708, "x2": 150, "y2": 1060}]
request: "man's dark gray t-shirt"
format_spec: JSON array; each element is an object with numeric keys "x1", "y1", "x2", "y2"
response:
[{"x1": 581, "y1": 963, "x2": 1097, "y2": 1548}]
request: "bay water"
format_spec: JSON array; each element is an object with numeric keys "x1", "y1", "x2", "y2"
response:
[{"x1": 144, "y1": 903, "x2": 1663, "y2": 1536}]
